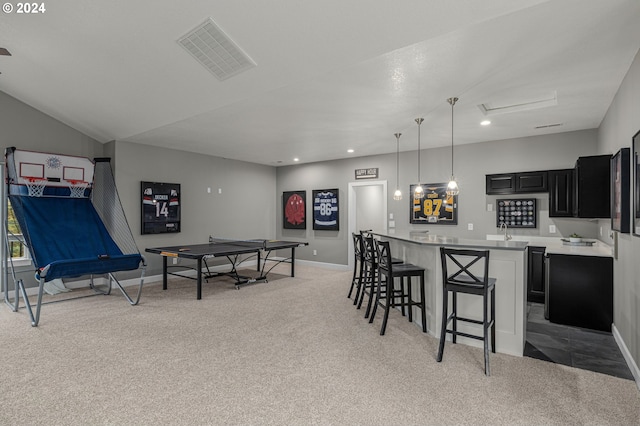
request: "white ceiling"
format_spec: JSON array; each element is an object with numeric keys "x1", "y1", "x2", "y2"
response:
[{"x1": 1, "y1": 0, "x2": 639, "y2": 166}]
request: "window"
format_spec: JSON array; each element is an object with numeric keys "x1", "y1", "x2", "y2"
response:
[{"x1": 6, "y1": 201, "x2": 31, "y2": 266}]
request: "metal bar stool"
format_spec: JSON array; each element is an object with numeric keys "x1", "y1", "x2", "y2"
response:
[
  {"x1": 356, "y1": 232, "x2": 404, "y2": 318},
  {"x1": 369, "y1": 239, "x2": 427, "y2": 336},
  {"x1": 348, "y1": 232, "x2": 365, "y2": 304},
  {"x1": 437, "y1": 247, "x2": 496, "y2": 375}
]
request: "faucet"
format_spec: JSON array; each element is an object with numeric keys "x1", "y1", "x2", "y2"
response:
[{"x1": 499, "y1": 222, "x2": 512, "y2": 241}]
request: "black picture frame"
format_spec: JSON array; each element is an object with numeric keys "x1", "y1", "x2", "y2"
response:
[
  {"x1": 283, "y1": 190, "x2": 306, "y2": 229},
  {"x1": 611, "y1": 147, "x2": 630, "y2": 233},
  {"x1": 496, "y1": 198, "x2": 537, "y2": 228},
  {"x1": 141, "y1": 181, "x2": 181, "y2": 234},
  {"x1": 312, "y1": 189, "x2": 339, "y2": 231},
  {"x1": 409, "y1": 183, "x2": 457, "y2": 225},
  {"x1": 633, "y1": 130, "x2": 640, "y2": 236}
]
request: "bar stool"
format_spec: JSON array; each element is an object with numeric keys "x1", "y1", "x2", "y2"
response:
[
  {"x1": 437, "y1": 247, "x2": 496, "y2": 376},
  {"x1": 356, "y1": 232, "x2": 404, "y2": 318},
  {"x1": 369, "y1": 239, "x2": 427, "y2": 336},
  {"x1": 347, "y1": 232, "x2": 365, "y2": 304}
]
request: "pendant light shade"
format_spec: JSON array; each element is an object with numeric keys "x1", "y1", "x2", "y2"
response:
[
  {"x1": 414, "y1": 118, "x2": 424, "y2": 199},
  {"x1": 393, "y1": 133, "x2": 402, "y2": 201},
  {"x1": 446, "y1": 97, "x2": 460, "y2": 196}
]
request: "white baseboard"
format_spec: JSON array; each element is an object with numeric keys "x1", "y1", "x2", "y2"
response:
[{"x1": 612, "y1": 323, "x2": 640, "y2": 390}]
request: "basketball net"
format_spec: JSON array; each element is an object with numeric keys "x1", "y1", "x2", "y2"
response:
[
  {"x1": 67, "y1": 180, "x2": 89, "y2": 198},
  {"x1": 24, "y1": 178, "x2": 47, "y2": 197}
]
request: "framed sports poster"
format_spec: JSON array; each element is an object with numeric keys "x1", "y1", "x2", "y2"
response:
[
  {"x1": 633, "y1": 130, "x2": 640, "y2": 236},
  {"x1": 283, "y1": 190, "x2": 306, "y2": 229},
  {"x1": 312, "y1": 188, "x2": 339, "y2": 231},
  {"x1": 611, "y1": 147, "x2": 630, "y2": 233},
  {"x1": 141, "y1": 181, "x2": 180, "y2": 234},
  {"x1": 410, "y1": 183, "x2": 457, "y2": 225}
]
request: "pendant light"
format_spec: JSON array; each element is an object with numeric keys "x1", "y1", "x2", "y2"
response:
[
  {"x1": 393, "y1": 133, "x2": 403, "y2": 200},
  {"x1": 414, "y1": 118, "x2": 424, "y2": 199},
  {"x1": 446, "y1": 97, "x2": 460, "y2": 196}
]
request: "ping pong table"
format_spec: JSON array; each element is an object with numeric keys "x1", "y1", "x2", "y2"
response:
[{"x1": 145, "y1": 238, "x2": 308, "y2": 299}]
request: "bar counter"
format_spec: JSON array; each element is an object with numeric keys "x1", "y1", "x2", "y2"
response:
[{"x1": 371, "y1": 231, "x2": 528, "y2": 357}]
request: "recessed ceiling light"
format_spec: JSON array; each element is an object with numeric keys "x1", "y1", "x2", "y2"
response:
[
  {"x1": 293, "y1": 158, "x2": 299, "y2": 162},
  {"x1": 347, "y1": 149, "x2": 354, "y2": 153},
  {"x1": 481, "y1": 120, "x2": 491, "y2": 126}
]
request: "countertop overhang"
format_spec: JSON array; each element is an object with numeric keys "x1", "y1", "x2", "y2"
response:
[{"x1": 372, "y1": 231, "x2": 528, "y2": 251}]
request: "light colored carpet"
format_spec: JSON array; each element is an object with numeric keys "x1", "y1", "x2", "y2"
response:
[{"x1": 0, "y1": 264, "x2": 638, "y2": 425}]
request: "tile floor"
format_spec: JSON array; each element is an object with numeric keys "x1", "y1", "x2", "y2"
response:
[{"x1": 524, "y1": 303, "x2": 634, "y2": 380}]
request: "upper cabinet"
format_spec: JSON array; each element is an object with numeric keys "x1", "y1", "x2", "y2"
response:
[
  {"x1": 487, "y1": 155, "x2": 612, "y2": 219},
  {"x1": 548, "y1": 169, "x2": 573, "y2": 217},
  {"x1": 486, "y1": 171, "x2": 548, "y2": 195},
  {"x1": 573, "y1": 155, "x2": 611, "y2": 219}
]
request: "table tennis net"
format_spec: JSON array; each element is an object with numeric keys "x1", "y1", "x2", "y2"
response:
[{"x1": 208, "y1": 237, "x2": 268, "y2": 249}]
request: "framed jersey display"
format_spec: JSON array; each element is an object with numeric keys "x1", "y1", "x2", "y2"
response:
[
  {"x1": 410, "y1": 183, "x2": 457, "y2": 225},
  {"x1": 312, "y1": 188, "x2": 339, "y2": 231},
  {"x1": 141, "y1": 181, "x2": 181, "y2": 234},
  {"x1": 283, "y1": 190, "x2": 306, "y2": 229}
]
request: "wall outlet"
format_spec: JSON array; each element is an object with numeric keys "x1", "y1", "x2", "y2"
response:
[
  {"x1": 172, "y1": 257, "x2": 178, "y2": 265},
  {"x1": 487, "y1": 203, "x2": 493, "y2": 212},
  {"x1": 549, "y1": 225, "x2": 556, "y2": 234},
  {"x1": 218, "y1": 188, "x2": 222, "y2": 194},
  {"x1": 389, "y1": 220, "x2": 396, "y2": 228},
  {"x1": 313, "y1": 249, "x2": 317, "y2": 256},
  {"x1": 467, "y1": 223, "x2": 474, "y2": 230},
  {"x1": 207, "y1": 187, "x2": 211, "y2": 194},
  {"x1": 389, "y1": 213, "x2": 394, "y2": 220}
]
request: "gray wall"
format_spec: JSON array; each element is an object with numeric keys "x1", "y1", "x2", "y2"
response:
[
  {"x1": 111, "y1": 141, "x2": 278, "y2": 276},
  {"x1": 597, "y1": 48, "x2": 640, "y2": 368},
  {"x1": 277, "y1": 129, "x2": 599, "y2": 265},
  {"x1": 0, "y1": 91, "x2": 103, "y2": 158}
]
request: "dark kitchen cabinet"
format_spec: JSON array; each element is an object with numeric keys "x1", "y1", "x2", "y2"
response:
[
  {"x1": 486, "y1": 171, "x2": 547, "y2": 194},
  {"x1": 516, "y1": 171, "x2": 548, "y2": 193},
  {"x1": 548, "y1": 169, "x2": 574, "y2": 217},
  {"x1": 545, "y1": 253, "x2": 613, "y2": 332},
  {"x1": 574, "y1": 155, "x2": 611, "y2": 218},
  {"x1": 486, "y1": 173, "x2": 516, "y2": 194},
  {"x1": 527, "y1": 246, "x2": 545, "y2": 303}
]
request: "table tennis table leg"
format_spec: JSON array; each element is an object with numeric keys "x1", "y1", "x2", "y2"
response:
[
  {"x1": 291, "y1": 248, "x2": 296, "y2": 277},
  {"x1": 162, "y1": 256, "x2": 168, "y2": 290},
  {"x1": 197, "y1": 257, "x2": 202, "y2": 300}
]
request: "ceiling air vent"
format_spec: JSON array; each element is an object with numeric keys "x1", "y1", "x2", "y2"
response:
[
  {"x1": 535, "y1": 123, "x2": 563, "y2": 129},
  {"x1": 478, "y1": 91, "x2": 558, "y2": 116},
  {"x1": 177, "y1": 18, "x2": 256, "y2": 81}
]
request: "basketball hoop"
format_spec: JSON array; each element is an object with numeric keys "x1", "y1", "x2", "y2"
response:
[
  {"x1": 24, "y1": 177, "x2": 47, "y2": 197},
  {"x1": 67, "y1": 179, "x2": 89, "y2": 198}
]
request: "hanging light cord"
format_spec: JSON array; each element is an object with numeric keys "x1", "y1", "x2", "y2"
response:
[
  {"x1": 394, "y1": 133, "x2": 401, "y2": 189},
  {"x1": 415, "y1": 118, "x2": 423, "y2": 182},
  {"x1": 448, "y1": 97, "x2": 458, "y2": 177}
]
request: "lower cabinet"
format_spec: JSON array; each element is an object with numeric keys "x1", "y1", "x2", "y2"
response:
[
  {"x1": 545, "y1": 253, "x2": 613, "y2": 332},
  {"x1": 527, "y1": 246, "x2": 546, "y2": 304}
]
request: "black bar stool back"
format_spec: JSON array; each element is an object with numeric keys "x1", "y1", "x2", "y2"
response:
[
  {"x1": 370, "y1": 239, "x2": 427, "y2": 336},
  {"x1": 348, "y1": 232, "x2": 365, "y2": 303},
  {"x1": 437, "y1": 247, "x2": 496, "y2": 375}
]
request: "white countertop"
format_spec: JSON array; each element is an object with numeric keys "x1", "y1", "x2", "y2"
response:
[
  {"x1": 486, "y1": 234, "x2": 613, "y2": 257},
  {"x1": 373, "y1": 231, "x2": 528, "y2": 251}
]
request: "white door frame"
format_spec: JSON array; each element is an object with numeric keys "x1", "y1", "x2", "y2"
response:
[{"x1": 347, "y1": 180, "x2": 387, "y2": 270}]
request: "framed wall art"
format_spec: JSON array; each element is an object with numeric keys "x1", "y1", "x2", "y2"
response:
[
  {"x1": 283, "y1": 190, "x2": 306, "y2": 229},
  {"x1": 409, "y1": 183, "x2": 457, "y2": 225},
  {"x1": 611, "y1": 147, "x2": 630, "y2": 233},
  {"x1": 312, "y1": 188, "x2": 339, "y2": 231},
  {"x1": 141, "y1": 181, "x2": 181, "y2": 234},
  {"x1": 633, "y1": 130, "x2": 640, "y2": 236}
]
